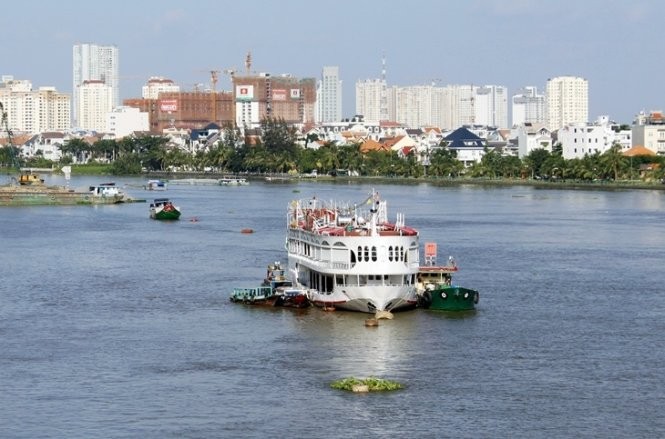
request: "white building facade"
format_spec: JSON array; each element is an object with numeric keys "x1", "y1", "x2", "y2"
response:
[
  {"x1": 107, "y1": 106, "x2": 149, "y2": 138},
  {"x1": 545, "y1": 76, "x2": 588, "y2": 131},
  {"x1": 355, "y1": 78, "x2": 386, "y2": 123},
  {"x1": 515, "y1": 123, "x2": 552, "y2": 158},
  {"x1": 77, "y1": 80, "x2": 113, "y2": 132},
  {"x1": 512, "y1": 86, "x2": 545, "y2": 127},
  {"x1": 316, "y1": 66, "x2": 342, "y2": 123},
  {"x1": 558, "y1": 116, "x2": 626, "y2": 160},
  {"x1": 0, "y1": 76, "x2": 70, "y2": 134},
  {"x1": 632, "y1": 111, "x2": 665, "y2": 155},
  {"x1": 141, "y1": 77, "x2": 180, "y2": 99},
  {"x1": 474, "y1": 85, "x2": 508, "y2": 128},
  {"x1": 73, "y1": 43, "x2": 119, "y2": 127}
]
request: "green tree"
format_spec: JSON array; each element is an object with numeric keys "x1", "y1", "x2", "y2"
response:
[
  {"x1": 524, "y1": 148, "x2": 551, "y2": 179},
  {"x1": 600, "y1": 144, "x2": 626, "y2": 180},
  {"x1": 261, "y1": 117, "x2": 297, "y2": 156}
]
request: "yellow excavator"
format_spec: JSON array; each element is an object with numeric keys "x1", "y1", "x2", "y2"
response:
[{"x1": 0, "y1": 101, "x2": 43, "y2": 185}]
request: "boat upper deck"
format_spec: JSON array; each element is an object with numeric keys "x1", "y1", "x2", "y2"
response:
[{"x1": 287, "y1": 191, "x2": 418, "y2": 238}]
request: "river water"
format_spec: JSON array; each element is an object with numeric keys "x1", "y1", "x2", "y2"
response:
[{"x1": 1, "y1": 176, "x2": 664, "y2": 438}]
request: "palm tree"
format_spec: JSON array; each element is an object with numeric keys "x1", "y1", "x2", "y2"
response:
[{"x1": 600, "y1": 144, "x2": 626, "y2": 180}]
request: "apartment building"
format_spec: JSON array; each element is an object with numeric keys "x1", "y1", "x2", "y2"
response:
[
  {"x1": 512, "y1": 86, "x2": 545, "y2": 127},
  {"x1": 632, "y1": 111, "x2": 665, "y2": 155},
  {"x1": 0, "y1": 76, "x2": 70, "y2": 134},
  {"x1": 545, "y1": 76, "x2": 588, "y2": 131},
  {"x1": 73, "y1": 43, "x2": 119, "y2": 127},
  {"x1": 316, "y1": 66, "x2": 342, "y2": 123}
]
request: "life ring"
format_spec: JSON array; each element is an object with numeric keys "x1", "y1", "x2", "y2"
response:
[
  {"x1": 440, "y1": 291, "x2": 447, "y2": 299},
  {"x1": 474, "y1": 292, "x2": 479, "y2": 304}
]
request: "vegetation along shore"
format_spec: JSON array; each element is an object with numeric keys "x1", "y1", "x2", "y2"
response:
[{"x1": 2, "y1": 119, "x2": 663, "y2": 190}]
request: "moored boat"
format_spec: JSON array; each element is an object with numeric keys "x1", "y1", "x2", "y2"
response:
[
  {"x1": 416, "y1": 242, "x2": 479, "y2": 311},
  {"x1": 287, "y1": 190, "x2": 420, "y2": 313},
  {"x1": 145, "y1": 179, "x2": 167, "y2": 190},
  {"x1": 1, "y1": 180, "x2": 131, "y2": 206},
  {"x1": 229, "y1": 286, "x2": 276, "y2": 305},
  {"x1": 1, "y1": 103, "x2": 133, "y2": 206},
  {"x1": 88, "y1": 182, "x2": 127, "y2": 203},
  {"x1": 149, "y1": 198, "x2": 181, "y2": 220},
  {"x1": 273, "y1": 287, "x2": 311, "y2": 308},
  {"x1": 261, "y1": 261, "x2": 293, "y2": 291},
  {"x1": 219, "y1": 177, "x2": 249, "y2": 186},
  {"x1": 260, "y1": 261, "x2": 310, "y2": 308}
]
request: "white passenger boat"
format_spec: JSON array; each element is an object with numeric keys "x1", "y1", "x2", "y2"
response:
[
  {"x1": 286, "y1": 190, "x2": 420, "y2": 313},
  {"x1": 145, "y1": 179, "x2": 167, "y2": 190},
  {"x1": 219, "y1": 177, "x2": 249, "y2": 186}
]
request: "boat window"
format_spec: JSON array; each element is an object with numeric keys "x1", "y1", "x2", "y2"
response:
[
  {"x1": 363, "y1": 246, "x2": 369, "y2": 262},
  {"x1": 371, "y1": 246, "x2": 377, "y2": 262},
  {"x1": 388, "y1": 246, "x2": 393, "y2": 261},
  {"x1": 350, "y1": 250, "x2": 356, "y2": 263}
]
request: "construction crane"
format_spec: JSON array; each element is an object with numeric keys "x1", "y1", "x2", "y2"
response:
[
  {"x1": 195, "y1": 70, "x2": 221, "y2": 92},
  {"x1": 209, "y1": 70, "x2": 220, "y2": 92},
  {"x1": 1, "y1": 102, "x2": 17, "y2": 165},
  {"x1": 245, "y1": 51, "x2": 252, "y2": 75},
  {"x1": 1, "y1": 101, "x2": 41, "y2": 184}
]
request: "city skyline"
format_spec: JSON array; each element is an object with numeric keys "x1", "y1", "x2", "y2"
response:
[{"x1": 1, "y1": 0, "x2": 663, "y2": 124}]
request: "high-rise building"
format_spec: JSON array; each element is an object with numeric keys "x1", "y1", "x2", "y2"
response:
[
  {"x1": 316, "y1": 66, "x2": 342, "y2": 123},
  {"x1": 0, "y1": 76, "x2": 70, "y2": 134},
  {"x1": 474, "y1": 85, "x2": 508, "y2": 128},
  {"x1": 545, "y1": 76, "x2": 588, "y2": 131},
  {"x1": 356, "y1": 78, "x2": 385, "y2": 123},
  {"x1": 73, "y1": 43, "x2": 119, "y2": 127},
  {"x1": 355, "y1": 58, "x2": 389, "y2": 124},
  {"x1": 512, "y1": 86, "x2": 545, "y2": 127},
  {"x1": 232, "y1": 73, "x2": 316, "y2": 128},
  {"x1": 77, "y1": 80, "x2": 113, "y2": 132}
]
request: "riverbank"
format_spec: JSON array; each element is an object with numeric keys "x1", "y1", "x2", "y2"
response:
[{"x1": 144, "y1": 171, "x2": 665, "y2": 192}]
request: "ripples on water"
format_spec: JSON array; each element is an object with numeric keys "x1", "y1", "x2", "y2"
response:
[{"x1": 1, "y1": 177, "x2": 664, "y2": 438}]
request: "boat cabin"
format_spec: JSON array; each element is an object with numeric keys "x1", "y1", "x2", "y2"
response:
[{"x1": 89, "y1": 182, "x2": 123, "y2": 198}]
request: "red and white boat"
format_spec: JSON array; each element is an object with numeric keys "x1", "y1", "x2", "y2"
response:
[{"x1": 286, "y1": 190, "x2": 420, "y2": 313}]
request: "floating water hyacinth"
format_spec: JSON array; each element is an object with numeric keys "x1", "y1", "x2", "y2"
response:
[{"x1": 330, "y1": 377, "x2": 403, "y2": 392}]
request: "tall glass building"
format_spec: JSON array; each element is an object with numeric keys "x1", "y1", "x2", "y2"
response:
[{"x1": 72, "y1": 43, "x2": 119, "y2": 127}]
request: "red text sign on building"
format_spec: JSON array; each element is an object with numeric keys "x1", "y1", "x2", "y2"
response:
[{"x1": 160, "y1": 99, "x2": 178, "y2": 112}]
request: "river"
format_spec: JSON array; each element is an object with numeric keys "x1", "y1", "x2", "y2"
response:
[{"x1": 1, "y1": 175, "x2": 663, "y2": 438}]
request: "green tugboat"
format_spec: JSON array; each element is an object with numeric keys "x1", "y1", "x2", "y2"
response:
[
  {"x1": 416, "y1": 242, "x2": 479, "y2": 311},
  {"x1": 149, "y1": 198, "x2": 181, "y2": 220}
]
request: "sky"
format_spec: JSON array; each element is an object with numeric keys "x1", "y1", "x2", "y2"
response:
[{"x1": 2, "y1": 0, "x2": 663, "y2": 124}]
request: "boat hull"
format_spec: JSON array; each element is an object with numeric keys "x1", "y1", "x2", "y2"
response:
[
  {"x1": 0, "y1": 187, "x2": 125, "y2": 206},
  {"x1": 307, "y1": 284, "x2": 416, "y2": 313},
  {"x1": 419, "y1": 286, "x2": 479, "y2": 311},
  {"x1": 151, "y1": 209, "x2": 181, "y2": 220}
]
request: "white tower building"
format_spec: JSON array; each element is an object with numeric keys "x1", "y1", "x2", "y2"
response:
[
  {"x1": 316, "y1": 66, "x2": 342, "y2": 123},
  {"x1": 356, "y1": 78, "x2": 385, "y2": 123},
  {"x1": 77, "y1": 80, "x2": 113, "y2": 132},
  {"x1": 545, "y1": 76, "x2": 588, "y2": 131},
  {"x1": 512, "y1": 86, "x2": 546, "y2": 127},
  {"x1": 474, "y1": 85, "x2": 508, "y2": 128},
  {"x1": 73, "y1": 43, "x2": 119, "y2": 127}
]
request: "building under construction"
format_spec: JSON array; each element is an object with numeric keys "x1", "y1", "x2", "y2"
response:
[
  {"x1": 231, "y1": 73, "x2": 316, "y2": 128},
  {"x1": 123, "y1": 90, "x2": 235, "y2": 133},
  {"x1": 124, "y1": 53, "x2": 316, "y2": 134}
]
